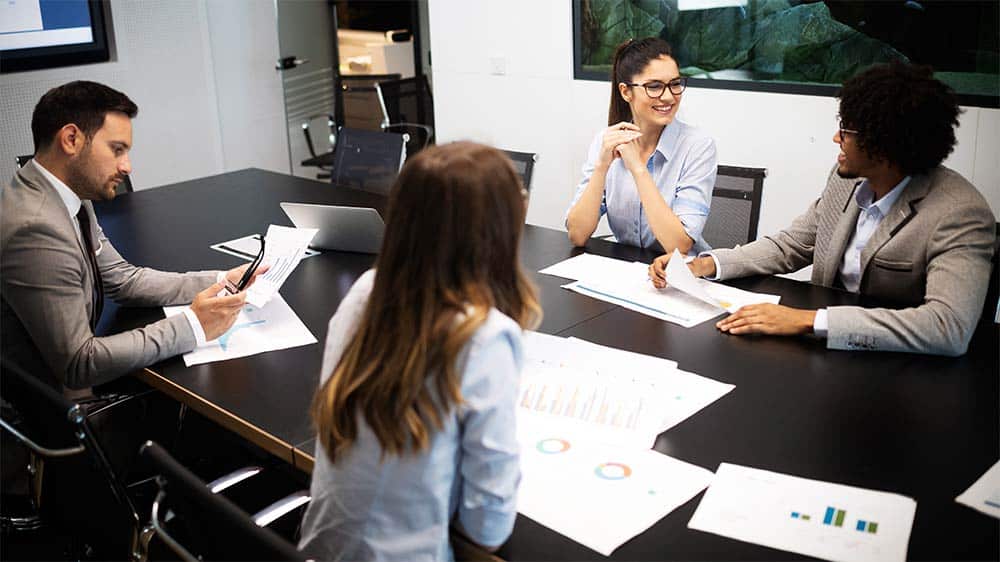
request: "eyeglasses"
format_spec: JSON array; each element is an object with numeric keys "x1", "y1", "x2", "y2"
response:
[
  {"x1": 624, "y1": 77, "x2": 688, "y2": 99},
  {"x1": 838, "y1": 121, "x2": 860, "y2": 139},
  {"x1": 227, "y1": 235, "x2": 265, "y2": 294}
]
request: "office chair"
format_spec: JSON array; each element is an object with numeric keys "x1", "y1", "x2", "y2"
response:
[
  {"x1": 299, "y1": 114, "x2": 337, "y2": 176},
  {"x1": 329, "y1": 126, "x2": 408, "y2": 196},
  {"x1": 0, "y1": 357, "x2": 142, "y2": 559},
  {"x1": 701, "y1": 165, "x2": 766, "y2": 249},
  {"x1": 340, "y1": 73, "x2": 402, "y2": 131},
  {"x1": 375, "y1": 75, "x2": 435, "y2": 157},
  {"x1": 16, "y1": 153, "x2": 134, "y2": 195},
  {"x1": 500, "y1": 150, "x2": 538, "y2": 193},
  {"x1": 137, "y1": 441, "x2": 309, "y2": 562}
]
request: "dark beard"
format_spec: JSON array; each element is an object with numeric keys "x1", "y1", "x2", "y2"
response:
[
  {"x1": 835, "y1": 167, "x2": 860, "y2": 179},
  {"x1": 65, "y1": 154, "x2": 113, "y2": 201}
]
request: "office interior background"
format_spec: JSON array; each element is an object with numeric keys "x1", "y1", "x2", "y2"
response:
[{"x1": 0, "y1": 0, "x2": 998, "y2": 272}]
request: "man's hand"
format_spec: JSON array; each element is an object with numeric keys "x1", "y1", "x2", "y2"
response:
[
  {"x1": 716, "y1": 303, "x2": 816, "y2": 336},
  {"x1": 224, "y1": 263, "x2": 271, "y2": 293},
  {"x1": 648, "y1": 254, "x2": 717, "y2": 288},
  {"x1": 191, "y1": 281, "x2": 247, "y2": 341}
]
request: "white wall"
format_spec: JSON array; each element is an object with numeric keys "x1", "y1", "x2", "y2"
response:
[
  {"x1": 427, "y1": 0, "x2": 1000, "y2": 241},
  {"x1": 0, "y1": 0, "x2": 288, "y2": 190}
]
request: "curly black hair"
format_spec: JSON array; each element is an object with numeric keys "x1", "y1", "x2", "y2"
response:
[{"x1": 838, "y1": 61, "x2": 960, "y2": 176}]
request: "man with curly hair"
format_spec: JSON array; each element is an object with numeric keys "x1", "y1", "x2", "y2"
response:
[{"x1": 650, "y1": 61, "x2": 995, "y2": 356}]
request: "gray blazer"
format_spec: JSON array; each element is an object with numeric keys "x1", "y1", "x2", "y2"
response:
[
  {"x1": 1, "y1": 161, "x2": 217, "y2": 390},
  {"x1": 712, "y1": 165, "x2": 996, "y2": 356}
]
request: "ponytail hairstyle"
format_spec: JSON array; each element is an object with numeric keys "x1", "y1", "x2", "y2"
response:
[
  {"x1": 312, "y1": 142, "x2": 542, "y2": 463},
  {"x1": 608, "y1": 37, "x2": 675, "y2": 125}
]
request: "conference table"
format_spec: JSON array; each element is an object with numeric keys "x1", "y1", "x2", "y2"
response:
[{"x1": 94, "y1": 168, "x2": 998, "y2": 561}]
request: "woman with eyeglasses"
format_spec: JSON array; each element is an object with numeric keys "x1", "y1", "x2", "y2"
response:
[
  {"x1": 566, "y1": 37, "x2": 717, "y2": 255},
  {"x1": 299, "y1": 142, "x2": 541, "y2": 561}
]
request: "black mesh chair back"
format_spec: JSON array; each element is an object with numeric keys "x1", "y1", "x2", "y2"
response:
[
  {"x1": 500, "y1": 150, "x2": 538, "y2": 193},
  {"x1": 701, "y1": 165, "x2": 766, "y2": 249},
  {"x1": 339, "y1": 73, "x2": 401, "y2": 131},
  {"x1": 16, "y1": 153, "x2": 134, "y2": 195},
  {"x1": 0, "y1": 357, "x2": 140, "y2": 556},
  {"x1": 139, "y1": 441, "x2": 306, "y2": 562},
  {"x1": 330, "y1": 126, "x2": 407, "y2": 196},
  {"x1": 375, "y1": 75, "x2": 434, "y2": 156}
]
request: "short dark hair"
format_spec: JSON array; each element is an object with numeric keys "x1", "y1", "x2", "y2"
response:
[
  {"x1": 31, "y1": 80, "x2": 138, "y2": 153},
  {"x1": 608, "y1": 37, "x2": 674, "y2": 125},
  {"x1": 838, "y1": 61, "x2": 960, "y2": 176}
]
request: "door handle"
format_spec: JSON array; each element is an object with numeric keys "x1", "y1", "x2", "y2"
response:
[{"x1": 276, "y1": 56, "x2": 310, "y2": 70}]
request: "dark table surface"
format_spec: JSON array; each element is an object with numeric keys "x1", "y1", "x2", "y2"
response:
[{"x1": 95, "y1": 168, "x2": 998, "y2": 561}]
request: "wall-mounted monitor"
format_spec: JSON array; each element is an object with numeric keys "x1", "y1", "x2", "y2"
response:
[{"x1": 1, "y1": 0, "x2": 112, "y2": 73}]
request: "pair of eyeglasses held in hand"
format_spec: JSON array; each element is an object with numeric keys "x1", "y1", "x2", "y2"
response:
[{"x1": 225, "y1": 235, "x2": 265, "y2": 294}]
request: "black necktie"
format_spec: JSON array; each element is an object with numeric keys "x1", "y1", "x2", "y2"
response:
[{"x1": 76, "y1": 207, "x2": 105, "y2": 331}]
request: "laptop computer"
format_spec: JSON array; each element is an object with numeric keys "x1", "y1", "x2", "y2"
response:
[{"x1": 280, "y1": 202, "x2": 385, "y2": 254}]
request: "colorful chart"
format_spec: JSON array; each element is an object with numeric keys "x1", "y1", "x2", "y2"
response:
[
  {"x1": 791, "y1": 506, "x2": 878, "y2": 534},
  {"x1": 218, "y1": 319, "x2": 266, "y2": 351},
  {"x1": 536, "y1": 438, "x2": 571, "y2": 454},
  {"x1": 594, "y1": 462, "x2": 632, "y2": 480},
  {"x1": 790, "y1": 511, "x2": 812, "y2": 521}
]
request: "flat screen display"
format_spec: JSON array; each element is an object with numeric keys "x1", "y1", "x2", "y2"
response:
[{"x1": 1, "y1": 0, "x2": 111, "y2": 73}]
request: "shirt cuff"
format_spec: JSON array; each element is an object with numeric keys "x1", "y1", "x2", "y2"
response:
[
  {"x1": 697, "y1": 251, "x2": 723, "y2": 280},
  {"x1": 182, "y1": 306, "x2": 207, "y2": 346},
  {"x1": 813, "y1": 308, "x2": 829, "y2": 338}
]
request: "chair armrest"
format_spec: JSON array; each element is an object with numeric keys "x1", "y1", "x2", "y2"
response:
[
  {"x1": 252, "y1": 490, "x2": 310, "y2": 527},
  {"x1": 0, "y1": 417, "x2": 85, "y2": 458},
  {"x1": 206, "y1": 466, "x2": 263, "y2": 493}
]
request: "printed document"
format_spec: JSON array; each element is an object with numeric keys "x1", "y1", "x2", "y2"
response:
[
  {"x1": 245, "y1": 225, "x2": 318, "y2": 308},
  {"x1": 542, "y1": 252, "x2": 779, "y2": 327},
  {"x1": 688, "y1": 463, "x2": 917, "y2": 562},
  {"x1": 517, "y1": 418, "x2": 713, "y2": 556},
  {"x1": 164, "y1": 294, "x2": 316, "y2": 367},
  {"x1": 211, "y1": 233, "x2": 319, "y2": 262},
  {"x1": 518, "y1": 332, "x2": 733, "y2": 449},
  {"x1": 956, "y1": 459, "x2": 1000, "y2": 519}
]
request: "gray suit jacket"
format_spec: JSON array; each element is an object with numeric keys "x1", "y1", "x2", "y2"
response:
[
  {"x1": 712, "y1": 165, "x2": 996, "y2": 356},
  {"x1": 1, "y1": 161, "x2": 218, "y2": 389}
]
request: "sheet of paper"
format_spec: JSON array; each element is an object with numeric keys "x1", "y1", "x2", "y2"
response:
[
  {"x1": 665, "y1": 248, "x2": 725, "y2": 308},
  {"x1": 211, "y1": 233, "x2": 319, "y2": 262},
  {"x1": 245, "y1": 225, "x2": 318, "y2": 308},
  {"x1": 517, "y1": 419, "x2": 713, "y2": 556},
  {"x1": 956, "y1": 459, "x2": 1000, "y2": 519},
  {"x1": 538, "y1": 252, "x2": 638, "y2": 282},
  {"x1": 688, "y1": 463, "x2": 917, "y2": 562},
  {"x1": 164, "y1": 294, "x2": 316, "y2": 367},
  {"x1": 518, "y1": 332, "x2": 733, "y2": 449}
]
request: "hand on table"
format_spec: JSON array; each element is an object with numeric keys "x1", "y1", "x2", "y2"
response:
[{"x1": 716, "y1": 303, "x2": 816, "y2": 336}]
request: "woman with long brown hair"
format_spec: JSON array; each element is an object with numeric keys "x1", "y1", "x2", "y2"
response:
[
  {"x1": 298, "y1": 142, "x2": 541, "y2": 561},
  {"x1": 566, "y1": 37, "x2": 717, "y2": 255}
]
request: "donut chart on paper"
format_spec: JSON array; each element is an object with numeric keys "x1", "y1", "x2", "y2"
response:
[
  {"x1": 536, "y1": 438, "x2": 571, "y2": 454},
  {"x1": 594, "y1": 462, "x2": 632, "y2": 480}
]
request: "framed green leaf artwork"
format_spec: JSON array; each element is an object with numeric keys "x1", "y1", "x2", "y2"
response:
[{"x1": 573, "y1": 0, "x2": 999, "y2": 108}]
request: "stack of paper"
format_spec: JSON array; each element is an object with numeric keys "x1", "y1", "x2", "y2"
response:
[
  {"x1": 517, "y1": 418, "x2": 714, "y2": 556},
  {"x1": 688, "y1": 463, "x2": 917, "y2": 562},
  {"x1": 541, "y1": 251, "x2": 780, "y2": 328},
  {"x1": 514, "y1": 332, "x2": 730, "y2": 554}
]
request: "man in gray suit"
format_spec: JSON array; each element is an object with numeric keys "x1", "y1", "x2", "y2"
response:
[
  {"x1": 2, "y1": 81, "x2": 264, "y2": 391},
  {"x1": 649, "y1": 62, "x2": 995, "y2": 356}
]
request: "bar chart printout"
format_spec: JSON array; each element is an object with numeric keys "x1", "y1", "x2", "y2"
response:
[
  {"x1": 688, "y1": 463, "x2": 916, "y2": 562},
  {"x1": 956, "y1": 459, "x2": 1000, "y2": 519}
]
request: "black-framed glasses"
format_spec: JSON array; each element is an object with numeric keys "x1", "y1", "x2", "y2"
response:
[
  {"x1": 838, "y1": 120, "x2": 860, "y2": 139},
  {"x1": 624, "y1": 77, "x2": 688, "y2": 98},
  {"x1": 227, "y1": 235, "x2": 265, "y2": 294}
]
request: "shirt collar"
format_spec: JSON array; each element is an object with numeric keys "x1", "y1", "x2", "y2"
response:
[
  {"x1": 653, "y1": 121, "x2": 682, "y2": 162},
  {"x1": 30, "y1": 158, "x2": 82, "y2": 219},
  {"x1": 855, "y1": 175, "x2": 911, "y2": 215}
]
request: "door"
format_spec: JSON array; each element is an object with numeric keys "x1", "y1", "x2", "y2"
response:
[{"x1": 275, "y1": 0, "x2": 339, "y2": 179}]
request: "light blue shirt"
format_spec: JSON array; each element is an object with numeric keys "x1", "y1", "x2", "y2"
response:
[
  {"x1": 299, "y1": 270, "x2": 522, "y2": 562},
  {"x1": 568, "y1": 120, "x2": 717, "y2": 254},
  {"x1": 814, "y1": 176, "x2": 911, "y2": 335}
]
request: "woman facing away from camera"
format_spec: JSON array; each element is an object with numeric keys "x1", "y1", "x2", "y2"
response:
[
  {"x1": 566, "y1": 37, "x2": 718, "y2": 255},
  {"x1": 298, "y1": 142, "x2": 542, "y2": 561}
]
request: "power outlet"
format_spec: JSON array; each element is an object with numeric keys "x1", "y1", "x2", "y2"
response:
[{"x1": 489, "y1": 56, "x2": 506, "y2": 76}]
